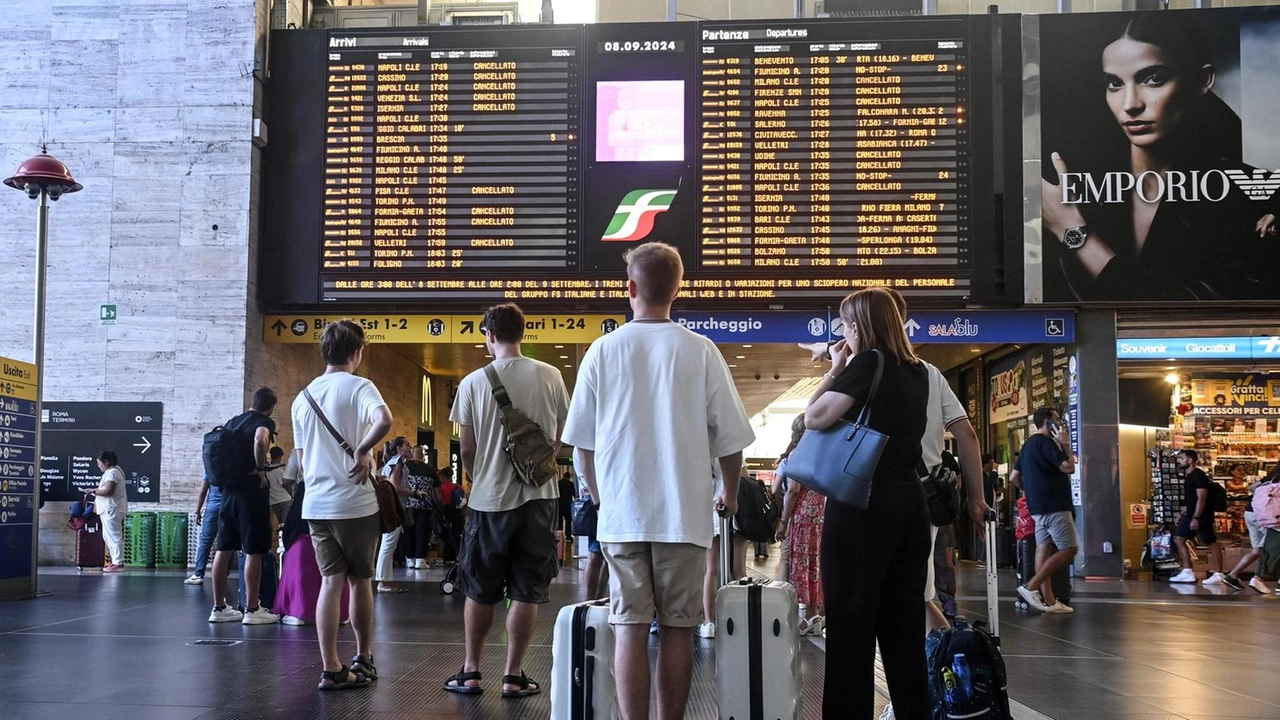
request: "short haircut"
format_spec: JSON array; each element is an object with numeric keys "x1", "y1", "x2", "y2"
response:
[
  {"x1": 624, "y1": 242, "x2": 683, "y2": 305},
  {"x1": 439, "y1": 466, "x2": 454, "y2": 480},
  {"x1": 97, "y1": 450, "x2": 118, "y2": 467},
  {"x1": 251, "y1": 387, "x2": 277, "y2": 412},
  {"x1": 981, "y1": 453, "x2": 994, "y2": 465},
  {"x1": 484, "y1": 303, "x2": 525, "y2": 345},
  {"x1": 269, "y1": 446, "x2": 284, "y2": 460},
  {"x1": 1032, "y1": 407, "x2": 1059, "y2": 429},
  {"x1": 1179, "y1": 448, "x2": 1199, "y2": 463},
  {"x1": 321, "y1": 320, "x2": 366, "y2": 366}
]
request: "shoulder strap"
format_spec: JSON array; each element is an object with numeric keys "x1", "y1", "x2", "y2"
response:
[
  {"x1": 853, "y1": 349, "x2": 885, "y2": 428},
  {"x1": 483, "y1": 364, "x2": 514, "y2": 409},
  {"x1": 303, "y1": 388, "x2": 355, "y2": 458}
]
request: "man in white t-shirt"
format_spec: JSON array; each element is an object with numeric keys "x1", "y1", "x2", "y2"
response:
[
  {"x1": 265, "y1": 446, "x2": 292, "y2": 525},
  {"x1": 562, "y1": 242, "x2": 755, "y2": 720},
  {"x1": 442, "y1": 302, "x2": 569, "y2": 699},
  {"x1": 291, "y1": 320, "x2": 393, "y2": 691}
]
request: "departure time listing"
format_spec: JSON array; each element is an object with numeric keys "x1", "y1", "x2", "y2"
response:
[
  {"x1": 321, "y1": 31, "x2": 581, "y2": 288},
  {"x1": 698, "y1": 27, "x2": 971, "y2": 296}
]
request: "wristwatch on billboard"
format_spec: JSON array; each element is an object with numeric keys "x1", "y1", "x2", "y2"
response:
[{"x1": 1062, "y1": 225, "x2": 1089, "y2": 250}]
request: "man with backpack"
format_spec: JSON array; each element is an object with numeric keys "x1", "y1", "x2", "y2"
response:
[
  {"x1": 204, "y1": 387, "x2": 280, "y2": 625},
  {"x1": 1170, "y1": 449, "x2": 1227, "y2": 585},
  {"x1": 442, "y1": 302, "x2": 569, "y2": 698}
]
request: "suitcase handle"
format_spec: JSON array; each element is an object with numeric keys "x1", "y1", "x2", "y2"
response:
[
  {"x1": 984, "y1": 509, "x2": 1000, "y2": 640},
  {"x1": 718, "y1": 512, "x2": 733, "y2": 589}
]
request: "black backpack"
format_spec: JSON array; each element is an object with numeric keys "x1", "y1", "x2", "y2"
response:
[
  {"x1": 734, "y1": 477, "x2": 779, "y2": 542},
  {"x1": 926, "y1": 618, "x2": 1011, "y2": 720},
  {"x1": 203, "y1": 413, "x2": 256, "y2": 489},
  {"x1": 1208, "y1": 481, "x2": 1228, "y2": 513}
]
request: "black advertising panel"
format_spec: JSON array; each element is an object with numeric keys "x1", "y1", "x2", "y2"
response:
[
  {"x1": 40, "y1": 403, "x2": 163, "y2": 503},
  {"x1": 581, "y1": 22, "x2": 698, "y2": 274},
  {"x1": 1039, "y1": 8, "x2": 1280, "y2": 302},
  {"x1": 320, "y1": 26, "x2": 585, "y2": 301},
  {"x1": 263, "y1": 18, "x2": 999, "y2": 309}
]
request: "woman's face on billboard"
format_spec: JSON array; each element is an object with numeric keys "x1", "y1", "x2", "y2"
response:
[{"x1": 1102, "y1": 36, "x2": 1206, "y2": 151}]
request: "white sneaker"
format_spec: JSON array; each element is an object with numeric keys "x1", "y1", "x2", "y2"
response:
[
  {"x1": 184, "y1": 574, "x2": 204, "y2": 585},
  {"x1": 879, "y1": 703, "x2": 896, "y2": 720},
  {"x1": 1016, "y1": 585, "x2": 1049, "y2": 611},
  {"x1": 696, "y1": 621, "x2": 716, "y2": 639},
  {"x1": 242, "y1": 606, "x2": 280, "y2": 625},
  {"x1": 208, "y1": 605, "x2": 243, "y2": 623},
  {"x1": 1202, "y1": 572, "x2": 1226, "y2": 586},
  {"x1": 281, "y1": 615, "x2": 307, "y2": 626},
  {"x1": 1168, "y1": 568, "x2": 1197, "y2": 583},
  {"x1": 1045, "y1": 601, "x2": 1074, "y2": 614},
  {"x1": 1250, "y1": 576, "x2": 1272, "y2": 594}
]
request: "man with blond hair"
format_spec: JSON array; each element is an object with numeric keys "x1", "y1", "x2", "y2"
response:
[{"x1": 563, "y1": 242, "x2": 755, "y2": 720}]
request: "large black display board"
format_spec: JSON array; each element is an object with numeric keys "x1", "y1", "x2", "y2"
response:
[
  {"x1": 40, "y1": 403, "x2": 163, "y2": 503},
  {"x1": 263, "y1": 17, "x2": 1002, "y2": 308}
]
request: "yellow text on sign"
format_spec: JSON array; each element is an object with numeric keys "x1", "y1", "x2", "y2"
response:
[
  {"x1": 264, "y1": 315, "x2": 624, "y2": 345},
  {"x1": 0, "y1": 356, "x2": 38, "y2": 402}
]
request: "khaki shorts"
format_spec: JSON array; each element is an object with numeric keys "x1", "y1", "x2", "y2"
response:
[
  {"x1": 309, "y1": 513, "x2": 381, "y2": 579},
  {"x1": 601, "y1": 542, "x2": 706, "y2": 628}
]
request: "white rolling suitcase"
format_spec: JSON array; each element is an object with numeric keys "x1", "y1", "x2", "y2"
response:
[
  {"x1": 714, "y1": 515, "x2": 803, "y2": 720},
  {"x1": 550, "y1": 598, "x2": 619, "y2": 720}
]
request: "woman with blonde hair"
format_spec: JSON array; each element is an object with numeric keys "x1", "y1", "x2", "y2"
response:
[{"x1": 804, "y1": 287, "x2": 932, "y2": 719}]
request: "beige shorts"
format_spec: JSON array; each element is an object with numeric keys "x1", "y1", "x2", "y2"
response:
[
  {"x1": 601, "y1": 542, "x2": 706, "y2": 628},
  {"x1": 309, "y1": 512, "x2": 381, "y2": 579}
]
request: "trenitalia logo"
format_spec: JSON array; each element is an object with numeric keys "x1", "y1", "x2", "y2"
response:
[
  {"x1": 601, "y1": 189, "x2": 678, "y2": 242},
  {"x1": 1058, "y1": 169, "x2": 1280, "y2": 204}
]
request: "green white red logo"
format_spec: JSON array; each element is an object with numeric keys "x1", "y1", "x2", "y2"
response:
[{"x1": 601, "y1": 189, "x2": 678, "y2": 242}]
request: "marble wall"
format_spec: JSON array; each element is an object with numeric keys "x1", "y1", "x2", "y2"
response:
[{"x1": 0, "y1": 0, "x2": 268, "y2": 563}]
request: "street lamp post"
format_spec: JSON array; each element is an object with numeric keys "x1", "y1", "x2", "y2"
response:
[{"x1": 4, "y1": 148, "x2": 81, "y2": 598}]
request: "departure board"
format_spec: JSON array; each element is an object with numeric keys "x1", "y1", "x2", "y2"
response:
[
  {"x1": 698, "y1": 22, "x2": 971, "y2": 295},
  {"x1": 321, "y1": 27, "x2": 582, "y2": 294}
]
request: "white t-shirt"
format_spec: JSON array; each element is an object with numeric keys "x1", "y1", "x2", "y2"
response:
[
  {"x1": 921, "y1": 361, "x2": 967, "y2": 471},
  {"x1": 561, "y1": 321, "x2": 755, "y2": 547},
  {"x1": 449, "y1": 356, "x2": 570, "y2": 513},
  {"x1": 291, "y1": 372, "x2": 389, "y2": 520},
  {"x1": 265, "y1": 465, "x2": 290, "y2": 505},
  {"x1": 98, "y1": 466, "x2": 128, "y2": 517}
]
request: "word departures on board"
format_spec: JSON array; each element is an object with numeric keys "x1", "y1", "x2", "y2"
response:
[{"x1": 268, "y1": 17, "x2": 999, "y2": 309}]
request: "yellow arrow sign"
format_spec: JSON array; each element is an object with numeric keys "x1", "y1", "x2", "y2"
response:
[{"x1": 264, "y1": 315, "x2": 624, "y2": 345}]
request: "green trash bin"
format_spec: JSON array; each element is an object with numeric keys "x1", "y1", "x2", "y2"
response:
[
  {"x1": 156, "y1": 512, "x2": 189, "y2": 568},
  {"x1": 125, "y1": 512, "x2": 157, "y2": 567}
]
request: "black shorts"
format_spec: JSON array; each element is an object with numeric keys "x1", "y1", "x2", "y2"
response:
[
  {"x1": 1175, "y1": 514, "x2": 1217, "y2": 545},
  {"x1": 215, "y1": 487, "x2": 273, "y2": 555},
  {"x1": 458, "y1": 498, "x2": 558, "y2": 605}
]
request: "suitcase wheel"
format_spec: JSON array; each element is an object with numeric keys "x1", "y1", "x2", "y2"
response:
[{"x1": 440, "y1": 580, "x2": 455, "y2": 594}]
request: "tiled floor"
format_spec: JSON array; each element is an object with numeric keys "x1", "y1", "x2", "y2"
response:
[{"x1": 0, "y1": 554, "x2": 1276, "y2": 719}]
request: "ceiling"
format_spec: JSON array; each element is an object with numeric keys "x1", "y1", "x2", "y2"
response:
[{"x1": 390, "y1": 340, "x2": 1000, "y2": 418}]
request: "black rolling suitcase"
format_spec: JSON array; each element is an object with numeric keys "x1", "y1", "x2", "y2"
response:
[
  {"x1": 926, "y1": 512, "x2": 1011, "y2": 719},
  {"x1": 1014, "y1": 537, "x2": 1071, "y2": 609}
]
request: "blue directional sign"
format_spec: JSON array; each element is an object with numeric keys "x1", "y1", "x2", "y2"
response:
[
  {"x1": 664, "y1": 310, "x2": 1074, "y2": 344},
  {"x1": 1117, "y1": 336, "x2": 1280, "y2": 360}
]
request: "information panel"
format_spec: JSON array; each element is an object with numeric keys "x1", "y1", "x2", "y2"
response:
[
  {"x1": 698, "y1": 22, "x2": 970, "y2": 288},
  {"x1": 321, "y1": 26, "x2": 582, "y2": 294},
  {"x1": 40, "y1": 403, "x2": 163, "y2": 504},
  {"x1": 0, "y1": 357, "x2": 37, "y2": 583}
]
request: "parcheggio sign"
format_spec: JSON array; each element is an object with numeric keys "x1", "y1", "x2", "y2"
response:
[{"x1": 676, "y1": 316, "x2": 765, "y2": 334}]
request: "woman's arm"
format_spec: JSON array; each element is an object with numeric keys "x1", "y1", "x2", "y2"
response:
[
  {"x1": 804, "y1": 340, "x2": 857, "y2": 430},
  {"x1": 389, "y1": 459, "x2": 417, "y2": 499},
  {"x1": 93, "y1": 469, "x2": 119, "y2": 497},
  {"x1": 777, "y1": 482, "x2": 803, "y2": 540}
]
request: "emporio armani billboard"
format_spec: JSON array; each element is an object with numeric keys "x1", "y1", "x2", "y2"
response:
[{"x1": 1038, "y1": 8, "x2": 1280, "y2": 302}]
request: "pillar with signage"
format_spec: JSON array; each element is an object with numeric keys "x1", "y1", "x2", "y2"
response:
[
  {"x1": 0, "y1": 357, "x2": 39, "y2": 600},
  {"x1": 1074, "y1": 311, "x2": 1123, "y2": 579}
]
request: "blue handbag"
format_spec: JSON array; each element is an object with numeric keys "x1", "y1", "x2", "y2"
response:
[{"x1": 783, "y1": 349, "x2": 889, "y2": 509}]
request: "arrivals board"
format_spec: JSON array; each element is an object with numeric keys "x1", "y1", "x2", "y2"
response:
[{"x1": 267, "y1": 17, "x2": 1000, "y2": 308}]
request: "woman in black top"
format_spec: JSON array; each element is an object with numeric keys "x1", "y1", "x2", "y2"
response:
[{"x1": 804, "y1": 287, "x2": 931, "y2": 719}]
